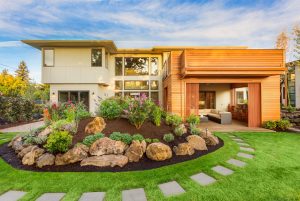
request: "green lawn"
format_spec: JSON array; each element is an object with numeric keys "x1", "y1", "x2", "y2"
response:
[{"x1": 0, "y1": 132, "x2": 299, "y2": 201}]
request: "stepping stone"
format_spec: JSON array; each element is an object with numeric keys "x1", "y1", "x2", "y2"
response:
[
  {"x1": 190, "y1": 173, "x2": 216, "y2": 186},
  {"x1": 237, "y1": 142, "x2": 250, "y2": 147},
  {"x1": 122, "y1": 188, "x2": 147, "y2": 201},
  {"x1": 229, "y1": 135, "x2": 235, "y2": 138},
  {"x1": 158, "y1": 181, "x2": 185, "y2": 197},
  {"x1": 240, "y1": 147, "x2": 255, "y2": 152},
  {"x1": 237, "y1": 152, "x2": 254, "y2": 159},
  {"x1": 233, "y1": 138, "x2": 244, "y2": 142},
  {"x1": 36, "y1": 193, "x2": 65, "y2": 201},
  {"x1": 227, "y1": 158, "x2": 246, "y2": 167},
  {"x1": 79, "y1": 192, "x2": 105, "y2": 201},
  {"x1": 0, "y1": 190, "x2": 26, "y2": 201},
  {"x1": 212, "y1": 165, "x2": 234, "y2": 176}
]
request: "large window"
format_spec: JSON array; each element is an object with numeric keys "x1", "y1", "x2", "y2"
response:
[
  {"x1": 151, "y1": 57, "x2": 158, "y2": 76},
  {"x1": 115, "y1": 80, "x2": 123, "y2": 90},
  {"x1": 91, "y1": 49, "x2": 102, "y2": 67},
  {"x1": 43, "y1": 49, "x2": 54, "y2": 67},
  {"x1": 58, "y1": 91, "x2": 89, "y2": 109},
  {"x1": 124, "y1": 81, "x2": 149, "y2": 90},
  {"x1": 115, "y1": 57, "x2": 123, "y2": 75},
  {"x1": 124, "y1": 57, "x2": 149, "y2": 75},
  {"x1": 236, "y1": 91, "x2": 244, "y2": 104},
  {"x1": 199, "y1": 91, "x2": 215, "y2": 109}
]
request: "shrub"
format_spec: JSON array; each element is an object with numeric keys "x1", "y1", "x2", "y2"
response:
[
  {"x1": 98, "y1": 98, "x2": 122, "y2": 119},
  {"x1": 52, "y1": 119, "x2": 77, "y2": 133},
  {"x1": 132, "y1": 134, "x2": 145, "y2": 142},
  {"x1": 163, "y1": 133, "x2": 175, "y2": 143},
  {"x1": 276, "y1": 119, "x2": 291, "y2": 130},
  {"x1": 75, "y1": 102, "x2": 91, "y2": 121},
  {"x1": 173, "y1": 124, "x2": 186, "y2": 136},
  {"x1": 151, "y1": 105, "x2": 162, "y2": 126},
  {"x1": 121, "y1": 133, "x2": 133, "y2": 145},
  {"x1": 186, "y1": 114, "x2": 200, "y2": 125},
  {"x1": 152, "y1": 138, "x2": 160, "y2": 143},
  {"x1": 262, "y1": 120, "x2": 277, "y2": 130},
  {"x1": 109, "y1": 132, "x2": 123, "y2": 141},
  {"x1": 82, "y1": 133, "x2": 105, "y2": 146},
  {"x1": 124, "y1": 94, "x2": 153, "y2": 129},
  {"x1": 109, "y1": 132, "x2": 133, "y2": 144},
  {"x1": 145, "y1": 138, "x2": 152, "y2": 143},
  {"x1": 44, "y1": 131, "x2": 72, "y2": 153},
  {"x1": 22, "y1": 132, "x2": 47, "y2": 145},
  {"x1": 165, "y1": 114, "x2": 182, "y2": 127},
  {"x1": 285, "y1": 104, "x2": 296, "y2": 113},
  {"x1": 190, "y1": 123, "x2": 201, "y2": 135}
]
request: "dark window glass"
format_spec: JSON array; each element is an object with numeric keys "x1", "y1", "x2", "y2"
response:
[
  {"x1": 115, "y1": 80, "x2": 123, "y2": 90},
  {"x1": 125, "y1": 57, "x2": 149, "y2": 75},
  {"x1": 150, "y1": 80, "x2": 159, "y2": 90},
  {"x1": 115, "y1": 57, "x2": 123, "y2": 75},
  {"x1": 70, "y1": 91, "x2": 78, "y2": 103},
  {"x1": 124, "y1": 91, "x2": 149, "y2": 98},
  {"x1": 151, "y1": 57, "x2": 158, "y2": 75},
  {"x1": 91, "y1": 49, "x2": 102, "y2": 67},
  {"x1": 58, "y1": 92, "x2": 68, "y2": 102},
  {"x1": 124, "y1": 81, "x2": 149, "y2": 90},
  {"x1": 199, "y1": 91, "x2": 216, "y2": 109},
  {"x1": 79, "y1": 92, "x2": 89, "y2": 110}
]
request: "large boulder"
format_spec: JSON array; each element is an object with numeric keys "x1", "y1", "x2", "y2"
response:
[
  {"x1": 80, "y1": 155, "x2": 128, "y2": 167},
  {"x1": 125, "y1": 140, "x2": 146, "y2": 162},
  {"x1": 9, "y1": 136, "x2": 24, "y2": 153},
  {"x1": 22, "y1": 147, "x2": 45, "y2": 165},
  {"x1": 36, "y1": 153, "x2": 55, "y2": 168},
  {"x1": 38, "y1": 127, "x2": 52, "y2": 137},
  {"x1": 146, "y1": 143, "x2": 172, "y2": 161},
  {"x1": 55, "y1": 144, "x2": 88, "y2": 165},
  {"x1": 18, "y1": 145, "x2": 38, "y2": 158},
  {"x1": 89, "y1": 137, "x2": 127, "y2": 156},
  {"x1": 201, "y1": 130, "x2": 219, "y2": 146},
  {"x1": 173, "y1": 143, "x2": 195, "y2": 156},
  {"x1": 186, "y1": 135, "x2": 208, "y2": 150},
  {"x1": 85, "y1": 117, "x2": 106, "y2": 134}
]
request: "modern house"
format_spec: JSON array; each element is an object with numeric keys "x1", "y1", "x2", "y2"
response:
[
  {"x1": 281, "y1": 60, "x2": 300, "y2": 108},
  {"x1": 22, "y1": 40, "x2": 285, "y2": 127}
]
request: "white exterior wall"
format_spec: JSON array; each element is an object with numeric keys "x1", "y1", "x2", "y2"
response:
[{"x1": 200, "y1": 83, "x2": 231, "y2": 111}]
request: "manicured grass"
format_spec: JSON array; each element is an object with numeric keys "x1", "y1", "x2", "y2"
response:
[{"x1": 0, "y1": 132, "x2": 299, "y2": 201}]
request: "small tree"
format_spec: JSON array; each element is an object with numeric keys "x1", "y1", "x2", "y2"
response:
[
  {"x1": 293, "y1": 25, "x2": 300, "y2": 64},
  {"x1": 15, "y1": 61, "x2": 30, "y2": 83}
]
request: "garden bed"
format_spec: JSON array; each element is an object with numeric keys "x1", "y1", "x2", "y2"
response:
[{"x1": 0, "y1": 138, "x2": 223, "y2": 172}]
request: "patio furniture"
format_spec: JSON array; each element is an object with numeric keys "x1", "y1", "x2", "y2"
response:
[
  {"x1": 199, "y1": 109, "x2": 232, "y2": 125},
  {"x1": 200, "y1": 116, "x2": 208, "y2": 122}
]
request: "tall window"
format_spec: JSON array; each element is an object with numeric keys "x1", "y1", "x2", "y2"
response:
[
  {"x1": 199, "y1": 91, "x2": 215, "y2": 109},
  {"x1": 115, "y1": 57, "x2": 123, "y2": 76},
  {"x1": 124, "y1": 57, "x2": 149, "y2": 75},
  {"x1": 91, "y1": 49, "x2": 102, "y2": 67},
  {"x1": 43, "y1": 49, "x2": 54, "y2": 67},
  {"x1": 151, "y1": 57, "x2": 158, "y2": 75},
  {"x1": 236, "y1": 91, "x2": 244, "y2": 104}
]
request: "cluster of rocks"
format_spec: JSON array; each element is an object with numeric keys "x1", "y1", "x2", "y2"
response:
[
  {"x1": 281, "y1": 110, "x2": 300, "y2": 126},
  {"x1": 8, "y1": 122, "x2": 219, "y2": 169}
]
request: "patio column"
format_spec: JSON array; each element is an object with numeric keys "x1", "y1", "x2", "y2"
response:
[
  {"x1": 248, "y1": 83, "x2": 261, "y2": 127},
  {"x1": 186, "y1": 83, "x2": 199, "y2": 116}
]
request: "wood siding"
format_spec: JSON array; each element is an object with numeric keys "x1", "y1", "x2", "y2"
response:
[
  {"x1": 182, "y1": 49, "x2": 285, "y2": 76},
  {"x1": 248, "y1": 83, "x2": 261, "y2": 127},
  {"x1": 186, "y1": 83, "x2": 199, "y2": 116}
]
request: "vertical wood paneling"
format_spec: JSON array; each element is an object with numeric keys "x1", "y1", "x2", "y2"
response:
[
  {"x1": 248, "y1": 83, "x2": 261, "y2": 127},
  {"x1": 186, "y1": 83, "x2": 199, "y2": 116}
]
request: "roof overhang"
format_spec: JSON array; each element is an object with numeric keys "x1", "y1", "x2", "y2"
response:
[{"x1": 21, "y1": 40, "x2": 118, "y2": 53}]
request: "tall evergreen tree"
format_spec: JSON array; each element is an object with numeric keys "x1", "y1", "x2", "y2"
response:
[{"x1": 15, "y1": 61, "x2": 30, "y2": 83}]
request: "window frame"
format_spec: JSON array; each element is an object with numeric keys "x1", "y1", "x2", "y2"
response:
[
  {"x1": 43, "y1": 48, "x2": 55, "y2": 67},
  {"x1": 91, "y1": 48, "x2": 103, "y2": 67}
]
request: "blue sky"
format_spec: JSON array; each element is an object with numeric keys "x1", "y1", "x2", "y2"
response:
[{"x1": 0, "y1": 0, "x2": 299, "y2": 83}]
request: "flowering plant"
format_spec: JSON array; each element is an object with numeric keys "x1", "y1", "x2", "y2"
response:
[{"x1": 123, "y1": 93, "x2": 153, "y2": 129}]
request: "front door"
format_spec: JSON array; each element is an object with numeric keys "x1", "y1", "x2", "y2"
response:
[{"x1": 248, "y1": 83, "x2": 261, "y2": 127}]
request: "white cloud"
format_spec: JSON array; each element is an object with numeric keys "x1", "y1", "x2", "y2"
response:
[{"x1": 0, "y1": 41, "x2": 22, "y2": 47}]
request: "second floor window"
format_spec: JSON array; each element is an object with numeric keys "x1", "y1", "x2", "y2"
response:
[
  {"x1": 91, "y1": 49, "x2": 102, "y2": 67},
  {"x1": 125, "y1": 57, "x2": 149, "y2": 76},
  {"x1": 44, "y1": 49, "x2": 54, "y2": 67}
]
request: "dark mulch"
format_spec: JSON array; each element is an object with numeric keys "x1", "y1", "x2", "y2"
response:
[
  {"x1": 72, "y1": 117, "x2": 186, "y2": 146},
  {"x1": 0, "y1": 138, "x2": 223, "y2": 172}
]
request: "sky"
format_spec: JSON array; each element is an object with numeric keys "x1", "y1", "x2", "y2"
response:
[{"x1": 0, "y1": 0, "x2": 300, "y2": 83}]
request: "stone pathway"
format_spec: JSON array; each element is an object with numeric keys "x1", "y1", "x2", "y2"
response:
[
  {"x1": 36, "y1": 193, "x2": 65, "y2": 201},
  {"x1": 0, "y1": 190, "x2": 26, "y2": 201},
  {"x1": 0, "y1": 121, "x2": 44, "y2": 133},
  {"x1": 122, "y1": 188, "x2": 147, "y2": 201},
  {"x1": 0, "y1": 133, "x2": 256, "y2": 201},
  {"x1": 190, "y1": 172, "x2": 216, "y2": 186},
  {"x1": 79, "y1": 192, "x2": 105, "y2": 201},
  {"x1": 158, "y1": 181, "x2": 185, "y2": 197}
]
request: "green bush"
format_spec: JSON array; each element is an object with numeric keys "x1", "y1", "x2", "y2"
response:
[
  {"x1": 285, "y1": 105, "x2": 296, "y2": 113},
  {"x1": 52, "y1": 119, "x2": 77, "y2": 134},
  {"x1": 152, "y1": 138, "x2": 160, "y2": 143},
  {"x1": 98, "y1": 98, "x2": 122, "y2": 119},
  {"x1": 165, "y1": 114, "x2": 183, "y2": 127},
  {"x1": 190, "y1": 123, "x2": 201, "y2": 135},
  {"x1": 276, "y1": 119, "x2": 291, "y2": 130},
  {"x1": 186, "y1": 114, "x2": 200, "y2": 125},
  {"x1": 151, "y1": 105, "x2": 162, "y2": 126},
  {"x1": 163, "y1": 133, "x2": 175, "y2": 143},
  {"x1": 22, "y1": 133, "x2": 47, "y2": 145},
  {"x1": 132, "y1": 134, "x2": 145, "y2": 142},
  {"x1": 75, "y1": 102, "x2": 91, "y2": 121},
  {"x1": 82, "y1": 133, "x2": 105, "y2": 146},
  {"x1": 145, "y1": 138, "x2": 152, "y2": 143},
  {"x1": 262, "y1": 120, "x2": 277, "y2": 130},
  {"x1": 173, "y1": 124, "x2": 186, "y2": 136},
  {"x1": 109, "y1": 132, "x2": 133, "y2": 144},
  {"x1": 44, "y1": 131, "x2": 72, "y2": 153}
]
